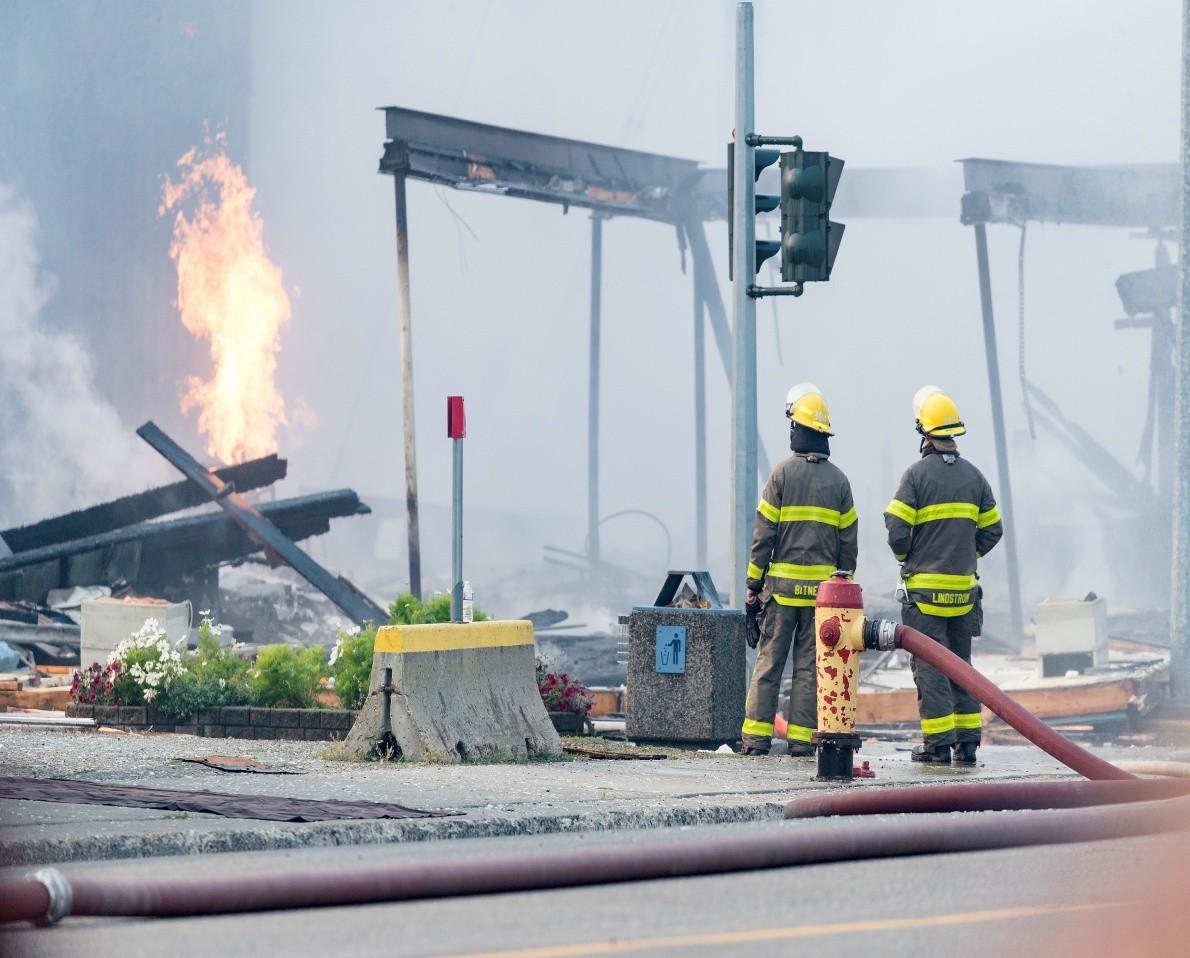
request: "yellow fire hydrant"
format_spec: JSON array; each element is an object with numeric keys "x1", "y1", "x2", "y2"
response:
[{"x1": 812, "y1": 573, "x2": 867, "y2": 780}]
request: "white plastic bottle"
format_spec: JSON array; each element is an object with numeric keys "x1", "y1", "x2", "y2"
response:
[{"x1": 462, "y1": 581, "x2": 474, "y2": 623}]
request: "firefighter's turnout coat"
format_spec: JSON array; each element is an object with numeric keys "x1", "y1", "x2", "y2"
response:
[
  {"x1": 884, "y1": 447, "x2": 1003, "y2": 617},
  {"x1": 746, "y1": 453, "x2": 858, "y2": 605}
]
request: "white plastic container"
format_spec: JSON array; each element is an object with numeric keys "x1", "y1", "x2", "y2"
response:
[
  {"x1": 80, "y1": 597, "x2": 191, "y2": 668},
  {"x1": 1034, "y1": 595, "x2": 1108, "y2": 677}
]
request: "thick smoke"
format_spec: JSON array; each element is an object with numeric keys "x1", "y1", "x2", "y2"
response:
[{"x1": 0, "y1": 185, "x2": 165, "y2": 528}]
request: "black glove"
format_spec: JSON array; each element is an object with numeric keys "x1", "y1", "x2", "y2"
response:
[{"x1": 745, "y1": 591, "x2": 761, "y2": 649}]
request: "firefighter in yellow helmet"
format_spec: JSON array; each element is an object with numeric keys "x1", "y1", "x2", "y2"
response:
[
  {"x1": 741, "y1": 384, "x2": 858, "y2": 757},
  {"x1": 883, "y1": 387, "x2": 1003, "y2": 765}
]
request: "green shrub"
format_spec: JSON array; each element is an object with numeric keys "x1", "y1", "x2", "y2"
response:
[
  {"x1": 248, "y1": 644, "x2": 327, "y2": 708},
  {"x1": 387, "y1": 593, "x2": 488, "y2": 625},
  {"x1": 155, "y1": 615, "x2": 252, "y2": 722},
  {"x1": 188, "y1": 617, "x2": 251, "y2": 700},
  {"x1": 329, "y1": 595, "x2": 489, "y2": 712},
  {"x1": 330, "y1": 625, "x2": 376, "y2": 712}
]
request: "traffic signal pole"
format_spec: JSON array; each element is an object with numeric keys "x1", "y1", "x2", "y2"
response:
[{"x1": 730, "y1": 1, "x2": 758, "y2": 610}]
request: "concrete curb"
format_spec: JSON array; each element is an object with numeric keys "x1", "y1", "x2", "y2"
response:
[{"x1": 0, "y1": 801, "x2": 786, "y2": 868}]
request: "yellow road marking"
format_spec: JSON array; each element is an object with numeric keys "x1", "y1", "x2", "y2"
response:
[
  {"x1": 444, "y1": 902, "x2": 1119, "y2": 958},
  {"x1": 373, "y1": 620, "x2": 533, "y2": 654}
]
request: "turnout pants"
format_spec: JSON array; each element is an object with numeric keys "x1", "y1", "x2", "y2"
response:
[
  {"x1": 741, "y1": 602, "x2": 817, "y2": 751},
  {"x1": 903, "y1": 604, "x2": 982, "y2": 749}
]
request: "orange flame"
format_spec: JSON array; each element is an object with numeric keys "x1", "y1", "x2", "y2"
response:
[{"x1": 160, "y1": 133, "x2": 290, "y2": 464}]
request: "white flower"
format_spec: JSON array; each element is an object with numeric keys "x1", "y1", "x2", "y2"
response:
[
  {"x1": 328, "y1": 638, "x2": 343, "y2": 667},
  {"x1": 143, "y1": 688, "x2": 157, "y2": 703},
  {"x1": 199, "y1": 610, "x2": 211, "y2": 618},
  {"x1": 218, "y1": 678, "x2": 226, "y2": 689}
]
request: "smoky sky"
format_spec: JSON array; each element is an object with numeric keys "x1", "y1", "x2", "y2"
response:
[{"x1": 1, "y1": 0, "x2": 1182, "y2": 615}]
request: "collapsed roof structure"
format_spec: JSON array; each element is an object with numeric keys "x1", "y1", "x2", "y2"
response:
[{"x1": 0, "y1": 422, "x2": 384, "y2": 657}]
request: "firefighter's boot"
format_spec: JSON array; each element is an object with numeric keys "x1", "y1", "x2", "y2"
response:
[
  {"x1": 953, "y1": 742, "x2": 978, "y2": 766},
  {"x1": 911, "y1": 743, "x2": 952, "y2": 764},
  {"x1": 786, "y1": 742, "x2": 814, "y2": 758}
]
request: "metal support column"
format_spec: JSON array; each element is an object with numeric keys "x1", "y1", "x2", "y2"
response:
[
  {"x1": 1171, "y1": 0, "x2": 1190, "y2": 695},
  {"x1": 973, "y1": 223, "x2": 1025, "y2": 641},
  {"x1": 451, "y1": 434, "x2": 464, "y2": 622},
  {"x1": 693, "y1": 254, "x2": 708, "y2": 570},
  {"x1": 684, "y1": 215, "x2": 771, "y2": 481},
  {"x1": 588, "y1": 213, "x2": 603, "y2": 569},
  {"x1": 392, "y1": 170, "x2": 421, "y2": 599},
  {"x1": 730, "y1": 2, "x2": 757, "y2": 610}
]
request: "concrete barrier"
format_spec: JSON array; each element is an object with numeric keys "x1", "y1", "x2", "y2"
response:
[{"x1": 343, "y1": 620, "x2": 562, "y2": 762}]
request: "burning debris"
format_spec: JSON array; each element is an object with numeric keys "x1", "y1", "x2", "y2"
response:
[{"x1": 0, "y1": 422, "x2": 380, "y2": 664}]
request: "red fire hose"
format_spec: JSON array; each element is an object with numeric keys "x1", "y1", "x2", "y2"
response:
[
  {"x1": 2, "y1": 793, "x2": 1188, "y2": 925},
  {"x1": 884, "y1": 622, "x2": 1135, "y2": 781},
  {"x1": 785, "y1": 778, "x2": 1190, "y2": 819}
]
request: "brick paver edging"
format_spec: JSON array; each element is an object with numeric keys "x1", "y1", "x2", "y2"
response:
[{"x1": 64, "y1": 703, "x2": 357, "y2": 740}]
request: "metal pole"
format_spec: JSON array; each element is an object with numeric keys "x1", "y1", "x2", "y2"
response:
[
  {"x1": 684, "y1": 216, "x2": 772, "y2": 480},
  {"x1": 973, "y1": 223, "x2": 1025, "y2": 642},
  {"x1": 588, "y1": 213, "x2": 603, "y2": 570},
  {"x1": 451, "y1": 436, "x2": 463, "y2": 622},
  {"x1": 1171, "y1": 0, "x2": 1190, "y2": 696},
  {"x1": 693, "y1": 253, "x2": 708, "y2": 570},
  {"x1": 730, "y1": 2, "x2": 757, "y2": 609},
  {"x1": 392, "y1": 171, "x2": 422, "y2": 600}
]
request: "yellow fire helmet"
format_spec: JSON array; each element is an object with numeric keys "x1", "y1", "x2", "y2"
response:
[
  {"x1": 913, "y1": 385, "x2": 966, "y2": 438},
  {"x1": 785, "y1": 382, "x2": 834, "y2": 435}
]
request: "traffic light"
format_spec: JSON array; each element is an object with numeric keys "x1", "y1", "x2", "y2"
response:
[
  {"x1": 780, "y1": 150, "x2": 845, "y2": 283},
  {"x1": 728, "y1": 145, "x2": 782, "y2": 280}
]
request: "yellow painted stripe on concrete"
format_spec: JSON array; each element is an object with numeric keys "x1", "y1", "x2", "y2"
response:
[
  {"x1": 374, "y1": 620, "x2": 534, "y2": 654},
  {"x1": 443, "y1": 903, "x2": 1116, "y2": 958}
]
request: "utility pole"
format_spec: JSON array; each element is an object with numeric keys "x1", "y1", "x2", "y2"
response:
[
  {"x1": 1171, "y1": 0, "x2": 1190, "y2": 695},
  {"x1": 392, "y1": 166, "x2": 422, "y2": 600},
  {"x1": 730, "y1": 1, "x2": 758, "y2": 610}
]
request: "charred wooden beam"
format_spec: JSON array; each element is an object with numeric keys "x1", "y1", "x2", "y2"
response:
[
  {"x1": 1, "y1": 454, "x2": 287, "y2": 553},
  {"x1": 0, "y1": 490, "x2": 369, "y2": 604},
  {"x1": 136, "y1": 422, "x2": 388, "y2": 627}
]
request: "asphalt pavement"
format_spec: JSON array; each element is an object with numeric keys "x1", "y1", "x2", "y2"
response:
[
  {"x1": 2, "y1": 726, "x2": 1140, "y2": 866},
  {"x1": 2, "y1": 821, "x2": 1186, "y2": 958}
]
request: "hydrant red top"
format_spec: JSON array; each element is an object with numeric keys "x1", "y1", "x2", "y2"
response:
[{"x1": 816, "y1": 574, "x2": 863, "y2": 609}]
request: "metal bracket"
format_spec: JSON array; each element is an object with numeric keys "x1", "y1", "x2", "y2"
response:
[
  {"x1": 746, "y1": 134, "x2": 803, "y2": 148},
  {"x1": 748, "y1": 284, "x2": 803, "y2": 299}
]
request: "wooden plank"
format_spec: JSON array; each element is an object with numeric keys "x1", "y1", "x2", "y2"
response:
[
  {"x1": 0, "y1": 687, "x2": 71, "y2": 710},
  {"x1": 857, "y1": 660, "x2": 1170, "y2": 726}
]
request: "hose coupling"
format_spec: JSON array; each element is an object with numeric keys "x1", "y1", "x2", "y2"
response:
[
  {"x1": 30, "y1": 867, "x2": 71, "y2": 925},
  {"x1": 863, "y1": 618, "x2": 898, "y2": 651}
]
